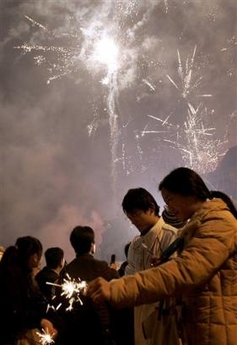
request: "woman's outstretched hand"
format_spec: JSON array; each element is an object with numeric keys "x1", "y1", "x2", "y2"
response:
[{"x1": 86, "y1": 277, "x2": 111, "y2": 304}]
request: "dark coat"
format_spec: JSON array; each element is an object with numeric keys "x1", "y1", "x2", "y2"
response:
[
  {"x1": 36, "y1": 266, "x2": 59, "y2": 302},
  {"x1": 0, "y1": 265, "x2": 47, "y2": 344},
  {"x1": 56, "y1": 253, "x2": 120, "y2": 345}
]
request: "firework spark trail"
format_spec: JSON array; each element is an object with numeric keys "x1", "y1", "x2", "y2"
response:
[
  {"x1": 12, "y1": 6, "x2": 127, "y2": 192},
  {"x1": 107, "y1": 74, "x2": 119, "y2": 192},
  {"x1": 159, "y1": 102, "x2": 227, "y2": 173},
  {"x1": 15, "y1": 4, "x2": 228, "y2": 180},
  {"x1": 167, "y1": 45, "x2": 204, "y2": 99},
  {"x1": 14, "y1": 0, "x2": 162, "y2": 186},
  {"x1": 146, "y1": 103, "x2": 227, "y2": 173},
  {"x1": 140, "y1": 45, "x2": 227, "y2": 174},
  {"x1": 142, "y1": 79, "x2": 156, "y2": 91},
  {"x1": 24, "y1": 15, "x2": 47, "y2": 31},
  {"x1": 15, "y1": 14, "x2": 122, "y2": 192}
]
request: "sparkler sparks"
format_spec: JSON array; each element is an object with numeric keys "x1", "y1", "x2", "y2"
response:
[
  {"x1": 46, "y1": 274, "x2": 87, "y2": 311},
  {"x1": 36, "y1": 329, "x2": 55, "y2": 345}
]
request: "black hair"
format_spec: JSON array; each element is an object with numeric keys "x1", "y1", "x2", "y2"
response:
[
  {"x1": 159, "y1": 167, "x2": 237, "y2": 219},
  {"x1": 15, "y1": 236, "x2": 43, "y2": 267},
  {"x1": 122, "y1": 187, "x2": 160, "y2": 216},
  {"x1": 159, "y1": 167, "x2": 210, "y2": 201},
  {"x1": 209, "y1": 191, "x2": 237, "y2": 219},
  {"x1": 0, "y1": 236, "x2": 42, "y2": 274},
  {"x1": 44, "y1": 247, "x2": 64, "y2": 269},
  {"x1": 70, "y1": 226, "x2": 95, "y2": 255}
]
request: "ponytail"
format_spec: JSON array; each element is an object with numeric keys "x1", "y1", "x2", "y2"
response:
[{"x1": 209, "y1": 190, "x2": 237, "y2": 219}]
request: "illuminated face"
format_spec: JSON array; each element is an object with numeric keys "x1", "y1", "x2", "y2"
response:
[
  {"x1": 161, "y1": 188, "x2": 195, "y2": 221},
  {"x1": 126, "y1": 208, "x2": 156, "y2": 233}
]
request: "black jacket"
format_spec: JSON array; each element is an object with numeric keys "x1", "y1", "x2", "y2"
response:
[{"x1": 56, "y1": 253, "x2": 119, "y2": 345}]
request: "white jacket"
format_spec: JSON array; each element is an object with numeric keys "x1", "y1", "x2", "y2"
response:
[{"x1": 125, "y1": 217, "x2": 178, "y2": 345}]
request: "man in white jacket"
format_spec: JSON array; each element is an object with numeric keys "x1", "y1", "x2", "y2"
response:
[{"x1": 122, "y1": 187, "x2": 182, "y2": 345}]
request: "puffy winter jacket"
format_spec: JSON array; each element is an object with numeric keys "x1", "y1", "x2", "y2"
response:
[{"x1": 109, "y1": 199, "x2": 237, "y2": 345}]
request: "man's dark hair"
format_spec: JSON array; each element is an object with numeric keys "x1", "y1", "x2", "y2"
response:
[
  {"x1": 44, "y1": 247, "x2": 64, "y2": 269},
  {"x1": 70, "y1": 226, "x2": 95, "y2": 255},
  {"x1": 122, "y1": 187, "x2": 160, "y2": 216}
]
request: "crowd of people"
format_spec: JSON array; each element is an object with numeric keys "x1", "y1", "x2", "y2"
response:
[{"x1": 0, "y1": 166, "x2": 236, "y2": 345}]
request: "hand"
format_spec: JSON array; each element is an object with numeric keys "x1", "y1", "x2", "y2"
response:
[
  {"x1": 40, "y1": 318, "x2": 58, "y2": 338},
  {"x1": 150, "y1": 256, "x2": 162, "y2": 267},
  {"x1": 86, "y1": 277, "x2": 111, "y2": 304},
  {"x1": 109, "y1": 262, "x2": 118, "y2": 270}
]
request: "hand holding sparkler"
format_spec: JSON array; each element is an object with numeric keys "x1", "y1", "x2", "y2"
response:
[
  {"x1": 141, "y1": 243, "x2": 161, "y2": 267},
  {"x1": 86, "y1": 277, "x2": 111, "y2": 304},
  {"x1": 46, "y1": 273, "x2": 88, "y2": 311},
  {"x1": 141, "y1": 238, "x2": 184, "y2": 267},
  {"x1": 60, "y1": 274, "x2": 88, "y2": 310},
  {"x1": 37, "y1": 319, "x2": 58, "y2": 345},
  {"x1": 36, "y1": 329, "x2": 55, "y2": 345}
]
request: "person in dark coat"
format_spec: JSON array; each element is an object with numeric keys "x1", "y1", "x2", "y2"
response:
[
  {"x1": 36, "y1": 247, "x2": 65, "y2": 304},
  {"x1": 0, "y1": 236, "x2": 58, "y2": 345},
  {"x1": 56, "y1": 225, "x2": 119, "y2": 345}
]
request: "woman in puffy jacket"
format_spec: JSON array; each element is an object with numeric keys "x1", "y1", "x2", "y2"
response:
[{"x1": 87, "y1": 167, "x2": 237, "y2": 345}]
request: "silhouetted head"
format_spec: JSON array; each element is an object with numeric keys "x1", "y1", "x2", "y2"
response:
[
  {"x1": 70, "y1": 226, "x2": 95, "y2": 256},
  {"x1": 15, "y1": 236, "x2": 43, "y2": 270},
  {"x1": 44, "y1": 247, "x2": 64, "y2": 269}
]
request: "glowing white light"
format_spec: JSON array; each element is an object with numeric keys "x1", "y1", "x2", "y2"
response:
[
  {"x1": 93, "y1": 37, "x2": 119, "y2": 72},
  {"x1": 36, "y1": 329, "x2": 55, "y2": 345}
]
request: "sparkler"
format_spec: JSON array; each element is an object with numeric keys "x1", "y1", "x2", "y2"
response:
[
  {"x1": 36, "y1": 329, "x2": 55, "y2": 345},
  {"x1": 60, "y1": 274, "x2": 87, "y2": 310},
  {"x1": 46, "y1": 274, "x2": 87, "y2": 311}
]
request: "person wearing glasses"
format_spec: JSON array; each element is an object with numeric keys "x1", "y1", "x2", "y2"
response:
[{"x1": 87, "y1": 167, "x2": 237, "y2": 345}]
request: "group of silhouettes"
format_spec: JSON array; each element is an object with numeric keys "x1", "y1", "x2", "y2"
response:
[{"x1": 0, "y1": 166, "x2": 237, "y2": 345}]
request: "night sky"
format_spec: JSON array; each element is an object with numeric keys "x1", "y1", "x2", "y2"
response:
[{"x1": 0, "y1": 0, "x2": 236, "y2": 262}]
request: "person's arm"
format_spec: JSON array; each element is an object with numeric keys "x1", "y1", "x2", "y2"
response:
[{"x1": 87, "y1": 215, "x2": 237, "y2": 307}]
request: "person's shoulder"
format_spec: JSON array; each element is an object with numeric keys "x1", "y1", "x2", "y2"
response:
[
  {"x1": 93, "y1": 258, "x2": 119, "y2": 279},
  {"x1": 162, "y1": 223, "x2": 179, "y2": 234},
  {"x1": 36, "y1": 266, "x2": 58, "y2": 282},
  {"x1": 35, "y1": 266, "x2": 48, "y2": 278},
  {"x1": 131, "y1": 235, "x2": 141, "y2": 244},
  {"x1": 63, "y1": 257, "x2": 78, "y2": 271},
  {"x1": 92, "y1": 257, "x2": 110, "y2": 268}
]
